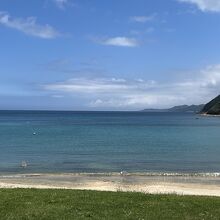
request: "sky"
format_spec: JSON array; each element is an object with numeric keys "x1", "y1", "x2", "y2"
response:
[{"x1": 1, "y1": 0, "x2": 220, "y2": 110}]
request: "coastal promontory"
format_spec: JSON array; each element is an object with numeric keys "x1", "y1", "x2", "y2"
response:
[{"x1": 201, "y1": 95, "x2": 220, "y2": 115}]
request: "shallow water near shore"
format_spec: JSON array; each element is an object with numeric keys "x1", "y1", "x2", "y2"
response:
[{"x1": 0, "y1": 110, "x2": 220, "y2": 174}]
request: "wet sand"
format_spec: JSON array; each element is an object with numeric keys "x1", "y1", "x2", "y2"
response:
[{"x1": 1, "y1": 173, "x2": 220, "y2": 196}]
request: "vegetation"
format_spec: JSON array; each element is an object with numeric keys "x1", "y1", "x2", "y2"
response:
[
  {"x1": 0, "y1": 189, "x2": 220, "y2": 219},
  {"x1": 201, "y1": 95, "x2": 220, "y2": 115}
]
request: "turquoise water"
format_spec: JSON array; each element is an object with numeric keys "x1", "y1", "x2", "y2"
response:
[{"x1": 0, "y1": 111, "x2": 220, "y2": 174}]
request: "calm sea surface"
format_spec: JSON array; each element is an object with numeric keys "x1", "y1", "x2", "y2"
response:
[{"x1": 0, "y1": 111, "x2": 220, "y2": 174}]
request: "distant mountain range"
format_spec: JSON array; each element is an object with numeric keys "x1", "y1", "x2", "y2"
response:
[
  {"x1": 200, "y1": 95, "x2": 220, "y2": 115},
  {"x1": 142, "y1": 95, "x2": 220, "y2": 115},
  {"x1": 142, "y1": 104, "x2": 204, "y2": 113}
]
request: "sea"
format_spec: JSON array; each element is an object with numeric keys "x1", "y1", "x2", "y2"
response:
[{"x1": 0, "y1": 110, "x2": 220, "y2": 174}]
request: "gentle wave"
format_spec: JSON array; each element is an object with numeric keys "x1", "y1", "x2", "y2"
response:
[{"x1": 1, "y1": 172, "x2": 220, "y2": 178}]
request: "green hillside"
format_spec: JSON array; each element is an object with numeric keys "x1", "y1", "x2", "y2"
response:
[{"x1": 201, "y1": 95, "x2": 220, "y2": 115}]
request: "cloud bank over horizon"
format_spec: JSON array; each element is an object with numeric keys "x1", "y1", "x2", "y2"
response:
[{"x1": 43, "y1": 64, "x2": 220, "y2": 110}]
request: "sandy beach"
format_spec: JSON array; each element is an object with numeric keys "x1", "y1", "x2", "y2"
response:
[{"x1": 1, "y1": 173, "x2": 220, "y2": 196}]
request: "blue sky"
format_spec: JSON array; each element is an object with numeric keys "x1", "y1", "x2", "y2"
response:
[{"x1": 1, "y1": 0, "x2": 220, "y2": 110}]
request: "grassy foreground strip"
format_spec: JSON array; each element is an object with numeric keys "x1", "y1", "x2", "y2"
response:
[{"x1": 0, "y1": 189, "x2": 220, "y2": 220}]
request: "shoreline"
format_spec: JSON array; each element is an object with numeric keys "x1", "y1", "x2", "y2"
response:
[
  {"x1": 1, "y1": 171, "x2": 220, "y2": 177},
  {"x1": 200, "y1": 113, "x2": 220, "y2": 117},
  {"x1": 1, "y1": 172, "x2": 220, "y2": 196}
]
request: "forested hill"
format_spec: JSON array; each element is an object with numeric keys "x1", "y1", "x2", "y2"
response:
[{"x1": 200, "y1": 95, "x2": 220, "y2": 115}]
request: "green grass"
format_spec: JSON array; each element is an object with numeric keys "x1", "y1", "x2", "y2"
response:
[{"x1": 0, "y1": 189, "x2": 220, "y2": 219}]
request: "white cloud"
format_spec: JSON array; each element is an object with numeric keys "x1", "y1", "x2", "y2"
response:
[
  {"x1": 178, "y1": 0, "x2": 220, "y2": 12},
  {"x1": 100, "y1": 37, "x2": 139, "y2": 47},
  {"x1": 43, "y1": 64, "x2": 220, "y2": 109},
  {"x1": 130, "y1": 14, "x2": 157, "y2": 23},
  {"x1": 44, "y1": 78, "x2": 135, "y2": 93},
  {"x1": 52, "y1": 95, "x2": 64, "y2": 98},
  {"x1": 0, "y1": 11, "x2": 60, "y2": 39},
  {"x1": 111, "y1": 78, "x2": 126, "y2": 82},
  {"x1": 53, "y1": 0, "x2": 70, "y2": 9}
]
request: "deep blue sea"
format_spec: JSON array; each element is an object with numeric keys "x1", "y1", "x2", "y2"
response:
[{"x1": 0, "y1": 111, "x2": 220, "y2": 174}]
